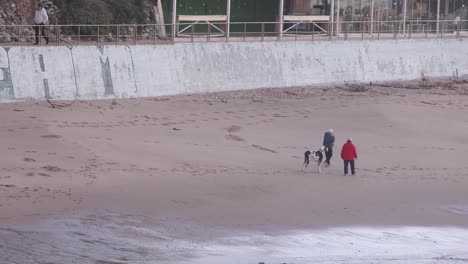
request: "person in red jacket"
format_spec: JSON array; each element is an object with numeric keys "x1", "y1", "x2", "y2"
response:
[{"x1": 341, "y1": 137, "x2": 358, "y2": 175}]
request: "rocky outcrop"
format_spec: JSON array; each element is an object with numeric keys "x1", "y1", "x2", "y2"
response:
[
  {"x1": 0, "y1": 0, "x2": 60, "y2": 43},
  {"x1": 0, "y1": 0, "x2": 156, "y2": 44}
]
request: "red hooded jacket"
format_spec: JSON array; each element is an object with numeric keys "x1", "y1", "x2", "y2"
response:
[{"x1": 341, "y1": 141, "x2": 357, "y2": 161}]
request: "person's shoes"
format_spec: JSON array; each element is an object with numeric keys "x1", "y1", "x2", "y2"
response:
[
  {"x1": 352, "y1": 173, "x2": 356, "y2": 176},
  {"x1": 33, "y1": 43, "x2": 38, "y2": 45},
  {"x1": 344, "y1": 173, "x2": 348, "y2": 176}
]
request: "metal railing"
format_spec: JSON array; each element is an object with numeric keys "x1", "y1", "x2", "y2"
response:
[{"x1": 1, "y1": 20, "x2": 468, "y2": 46}]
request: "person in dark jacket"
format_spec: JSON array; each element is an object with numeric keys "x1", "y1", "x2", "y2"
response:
[
  {"x1": 341, "y1": 137, "x2": 358, "y2": 175},
  {"x1": 322, "y1": 128, "x2": 335, "y2": 167}
]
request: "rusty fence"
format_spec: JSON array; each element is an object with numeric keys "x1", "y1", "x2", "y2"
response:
[{"x1": 1, "y1": 20, "x2": 468, "y2": 46}]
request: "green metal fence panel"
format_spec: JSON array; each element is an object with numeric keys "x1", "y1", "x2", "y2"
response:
[{"x1": 162, "y1": 0, "x2": 279, "y2": 33}]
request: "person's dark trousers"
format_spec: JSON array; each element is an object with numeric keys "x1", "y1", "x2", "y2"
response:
[
  {"x1": 325, "y1": 147, "x2": 333, "y2": 166},
  {"x1": 344, "y1": 160, "x2": 355, "y2": 175},
  {"x1": 34, "y1": 23, "x2": 49, "y2": 45}
]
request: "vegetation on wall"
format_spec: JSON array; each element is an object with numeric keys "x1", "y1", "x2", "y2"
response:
[{"x1": 56, "y1": 0, "x2": 146, "y2": 35}]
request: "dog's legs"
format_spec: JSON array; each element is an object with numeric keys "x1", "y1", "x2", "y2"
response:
[
  {"x1": 317, "y1": 162, "x2": 322, "y2": 173},
  {"x1": 303, "y1": 152, "x2": 310, "y2": 172}
]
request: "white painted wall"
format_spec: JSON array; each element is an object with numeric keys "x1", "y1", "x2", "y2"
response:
[
  {"x1": 8, "y1": 47, "x2": 76, "y2": 99},
  {"x1": 0, "y1": 39, "x2": 466, "y2": 101},
  {"x1": 72, "y1": 46, "x2": 137, "y2": 99}
]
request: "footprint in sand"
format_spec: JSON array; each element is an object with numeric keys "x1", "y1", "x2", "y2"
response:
[
  {"x1": 225, "y1": 126, "x2": 245, "y2": 141},
  {"x1": 225, "y1": 134, "x2": 245, "y2": 142},
  {"x1": 23, "y1": 158, "x2": 36, "y2": 162},
  {"x1": 41, "y1": 166, "x2": 64, "y2": 172},
  {"x1": 226, "y1": 125, "x2": 241, "y2": 133},
  {"x1": 41, "y1": 134, "x2": 62, "y2": 139},
  {"x1": 252, "y1": 144, "x2": 278, "y2": 154}
]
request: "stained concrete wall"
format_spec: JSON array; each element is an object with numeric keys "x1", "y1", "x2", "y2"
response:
[{"x1": 0, "y1": 39, "x2": 466, "y2": 102}]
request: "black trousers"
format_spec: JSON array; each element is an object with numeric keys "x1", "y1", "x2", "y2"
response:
[
  {"x1": 344, "y1": 160, "x2": 355, "y2": 175},
  {"x1": 34, "y1": 24, "x2": 49, "y2": 44},
  {"x1": 325, "y1": 147, "x2": 333, "y2": 165}
]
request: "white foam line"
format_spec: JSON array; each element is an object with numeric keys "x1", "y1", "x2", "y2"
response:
[
  {"x1": 180, "y1": 227, "x2": 468, "y2": 264},
  {"x1": 2, "y1": 214, "x2": 468, "y2": 264}
]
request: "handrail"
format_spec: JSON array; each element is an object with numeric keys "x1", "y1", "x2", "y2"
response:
[{"x1": 0, "y1": 19, "x2": 467, "y2": 46}]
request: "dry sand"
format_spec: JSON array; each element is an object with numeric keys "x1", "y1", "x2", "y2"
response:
[{"x1": 1, "y1": 80, "x2": 468, "y2": 263}]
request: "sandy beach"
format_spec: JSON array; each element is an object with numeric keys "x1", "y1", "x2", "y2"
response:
[{"x1": 1, "y1": 80, "x2": 468, "y2": 263}]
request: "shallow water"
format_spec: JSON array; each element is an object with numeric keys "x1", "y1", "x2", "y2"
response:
[{"x1": 1, "y1": 212, "x2": 468, "y2": 264}]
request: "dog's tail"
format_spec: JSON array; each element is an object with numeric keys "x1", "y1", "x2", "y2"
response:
[{"x1": 303, "y1": 151, "x2": 311, "y2": 167}]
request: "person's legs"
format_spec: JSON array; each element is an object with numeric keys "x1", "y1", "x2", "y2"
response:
[
  {"x1": 325, "y1": 147, "x2": 333, "y2": 166},
  {"x1": 350, "y1": 160, "x2": 355, "y2": 175},
  {"x1": 325, "y1": 148, "x2": 331, "y2": 166},
  {"x1": 344, "y1": 160, "x2": 349, "y2": 175},
  {"x1": 41, "y1": 25, "x2": 49, "y2": 44},
  {"x1": 34, "y1": 25, "x2": 40, "y2": 44}
]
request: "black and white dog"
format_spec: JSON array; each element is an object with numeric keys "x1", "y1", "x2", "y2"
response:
[{"x1": 303, "y1": 148, "x2": 325, "y2": 173}]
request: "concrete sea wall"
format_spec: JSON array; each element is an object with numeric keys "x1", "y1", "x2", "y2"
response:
[{"x1": 0, "y1": 39, "x2": 466, "y2": 101}]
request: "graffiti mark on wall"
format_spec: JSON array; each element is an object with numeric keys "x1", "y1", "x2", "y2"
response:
[
  {"x1": 0, "y1": 46, "x2": 137, "y2": 101},
  {"x1": 38, "y1": 53, "x2": 51, "y2": 99},
  {"x1": 0, "y1": 47, "x2": 14, "y2": 99},
  {"x1": 98, "y1": 46, "x2": 115, "y2": 96}
]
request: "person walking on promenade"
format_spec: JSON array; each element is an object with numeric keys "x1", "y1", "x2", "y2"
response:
[
  {"x1": 322, "y1": 128, "x2": 335, "y2": 167},
  {"x1": 34, "y1": 3, "x2": 49, "y2": 45},
  {"x1": 341, "y1": 137, "x2": 358, "y2": 176}
]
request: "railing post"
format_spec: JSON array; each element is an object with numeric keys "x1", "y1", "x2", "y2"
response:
[
  {"x1": 191, "y1": 24, "x2": 195, "y2": 43},
  {"x1": 117, "y1": 25, "x2": 120, "y2": 45},
  {"x1": 425, "y1": 23, "x2": 428, "y2": 39},
  {"x1": 408, "y1": 21, "x2": 412, "y2": 39},
  {"x1": 295, "y1": 23, "x2": 298, "y2": 41},
  {"x1": 361, "y1": 21, "x2": 364, "y2": 40},
  {"x1": 378, "y1": 21, "x2": 381, "y2": 40},
  {"x1": 78, "y1": 25, "x2": 81, "y2": 45},
  {"x1": 54, "y1": 25, "x2": 57, "y2": 46},
  {"x1": 17, "y1": 25, "x2": 20, "y2": 46},
  {"x1": 97, "y1": 25, "x2": 100, "y2": 45},
  {"x1": 243, "y1": 23, "x2": 247, "y2": 42},
  {"x1": 171, "y1": 21, "x2": 176, "y2": 44},
  {"x1": 261, "y1": 23, "x2": 265, "y2": 42},
  {"x1": 393, "y1": 21, "x2": 397, "y2": 39},
  {"x1": 132, "y1": 25, "x2": 138, "y2": 45},
  {"x1": 38, "y1": 25, "x2": 42, "y2": 45},
  {"x1": 277, "y1": 21, "x2": 281, "y2": 41},
  {"x1": 329, "y1": 21, "x2": 332, "y2": 40},
  {"x1": 207, "y1": 23, "x2": 211, "y2": 42},
  {"x1": 58, "y1": 24, "x2": 62, "y2": 46},
  {"x1": 440, "y1": 21, "x2": 444, "y2": 38},
  {"x1": 154, "y1": 24, "x2": 157, "y2": 45},
  {"x1": 345, "y1": 22, "x2": 348, "y2": 40},
  {"x1": 438, "y1": 22, "x2": 441, "y2": 38},
  {"x1": 312, "y1": 22, "x2": 315, "y2": 41},
  {"x1": 457, "y1": 22, "x2": 460, "y2": 39},
  {"x1": 225, "y1": 22, "x2": 229, "y2": 42}
]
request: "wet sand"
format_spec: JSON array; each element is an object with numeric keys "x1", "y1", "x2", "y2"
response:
[{"x1": 1, "y1": 80, "x2": 468, "y2": 263}]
